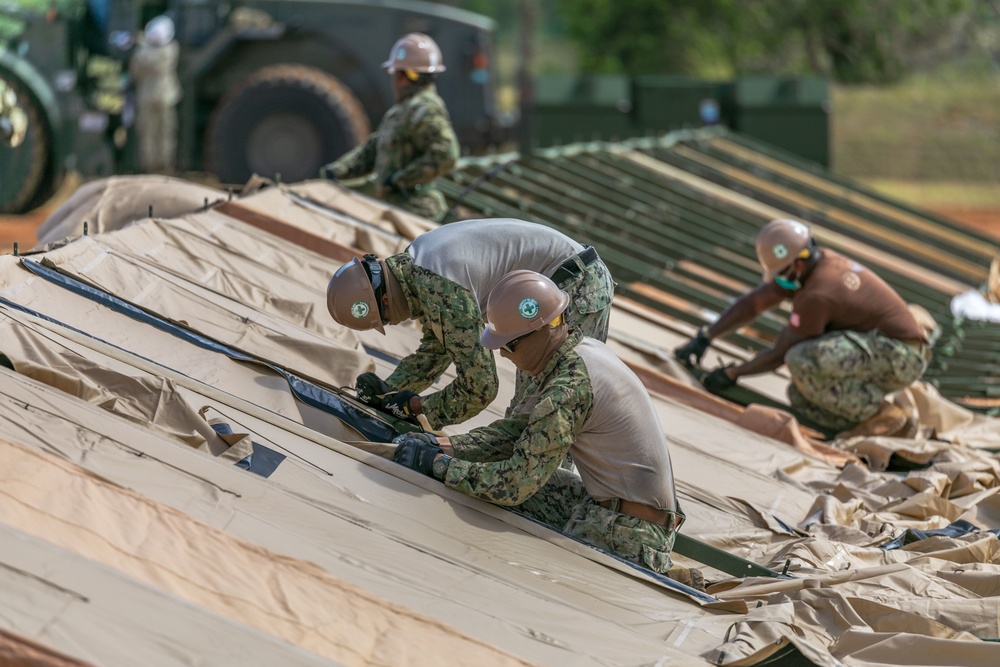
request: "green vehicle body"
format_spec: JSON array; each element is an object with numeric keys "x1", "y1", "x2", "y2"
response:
[{"x1": 0, "y1": 0, "x2": 504, "y2": 213}]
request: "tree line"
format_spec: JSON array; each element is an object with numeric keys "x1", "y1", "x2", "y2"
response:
[{"x1": 442, "y1": 0, "x2": 997, "y2": 84}]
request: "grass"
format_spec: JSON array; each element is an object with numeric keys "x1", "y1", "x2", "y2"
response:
[{"x1": 831, "y1": 58, "x2": 1000, "y2": 183}]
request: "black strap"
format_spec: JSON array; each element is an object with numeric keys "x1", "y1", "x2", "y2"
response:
[{"x1": 551, "y1": 246, "x2": 599, "y2": 286}]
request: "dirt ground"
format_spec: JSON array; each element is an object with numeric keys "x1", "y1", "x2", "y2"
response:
[{"x1": 1, "y1": 183, "x2": 998, "y2": 255}]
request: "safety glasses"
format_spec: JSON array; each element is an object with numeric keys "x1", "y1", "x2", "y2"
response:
[{"x1": 501, "y1": 332, "x2": 531, "y2": 354}]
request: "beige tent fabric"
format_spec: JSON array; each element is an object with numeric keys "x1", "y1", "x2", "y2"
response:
[
  {"x1": 232, "y1": 184, "x2": 415, "y2": 259},
  {"x1": 35, "y1": 175, "x2": 224, "y2": 247},
  {"x1": 96, "y1": 220, "x2": 347, "y2": 339},
  {"x1": 896, "y1": 382, "x2": 1000, "y2": 449},
  {"x1": 0, "y1": 367, "x2": 714, "y2": 666},
  {"x1": 833, "y1": 632, "x2": 1000, "y2": 666},
  {"x1": 288, "y1": 179, "x2": 436, "y2": 240},
  {"x1": 0, "y1": 628, "x2": 97, "y2": 667},
  {"x1": 34, "y1": 236, "x2": 370, "y2": 388},
  {"x1": 9, "y1": 175, "x2": 1000, "y2": 666},
  {"x1": 1, "y1": 526, "x2": 340, "y2": 667},
  {"x1": 0, "y1": 438, "x2": 539, "y2": 667},
  {"x1": 1, "y1": 333, "x2": 253, "y2": 461}
]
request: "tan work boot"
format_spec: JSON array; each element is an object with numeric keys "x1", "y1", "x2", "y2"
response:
[
  {"x1": 837, "y1": 402, "x2": 909, "y2": 440},
  {"x1": 667, "y1": 565, "x2": 706, "y2": 592}
]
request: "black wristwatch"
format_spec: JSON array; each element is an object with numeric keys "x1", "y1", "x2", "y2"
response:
[{"x1": 432, "y1": 454, "x2": 452, "y2": 480}]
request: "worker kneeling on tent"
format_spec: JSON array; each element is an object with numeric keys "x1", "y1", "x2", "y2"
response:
[
  {"x1": 391, "y1": 270, "x2": 683, "y2": 574},
  {"x1": 326, "y1": 218, "x2": 614, "y2": 430},
  {"x1": 674, "y1": 218, "x2": 930, "y2": 439}
]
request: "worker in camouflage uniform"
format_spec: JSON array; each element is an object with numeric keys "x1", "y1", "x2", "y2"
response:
[
  {"x1": 324, "y1": 33, "x2": 458, "y2": 222},
  {"x1": 390, "y1": 270, "x2": 684, "y2": 576},
  {"x1": 0, "y1": 79, "x2": 27, "y2": 148},
  {"x1": 129, "y1": 16, "x2": 182, "y2": 173},
  {"x1": 675, "y1": 218, "x2": 930, "y2": 439},
  {"x1": 325, "y1": 218, "x2": 615, "y2": 429}
]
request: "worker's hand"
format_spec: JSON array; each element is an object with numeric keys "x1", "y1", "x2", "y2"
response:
[
  {"x1": 355, "y1": 372, "x2": 390, "y2": 406},
  {"x1": 380, "y1": 390, "x2": 420, "y2": 421},
  {"x1": 702, "y1": 366, "x2": 737, "y2": 394},
  {"x1": 393, "y1": 433, "x2": 442, "y2": 477},
  {"x1": 320, "y1": 162, "x2": 339, "y2": 181},
  {"x1": 674, "y1": 329, "x2": 711, "y2": 368}
]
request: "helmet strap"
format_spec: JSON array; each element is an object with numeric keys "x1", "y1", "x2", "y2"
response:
[{"x1": 361, "y1": 254, "x2": 388, "y2": 323}]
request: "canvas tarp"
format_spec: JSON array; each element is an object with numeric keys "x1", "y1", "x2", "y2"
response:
[
  {"x1": 3, "y1": 177, "x2": 1000, "y2": 666},
  {"x1": 35, "y1": 175, "x2": 225, "y2": 246}
]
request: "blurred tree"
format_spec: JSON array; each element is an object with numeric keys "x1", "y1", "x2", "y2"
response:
[{"x1": 549, "y1": 0, "x2": 976, "y2": 83}]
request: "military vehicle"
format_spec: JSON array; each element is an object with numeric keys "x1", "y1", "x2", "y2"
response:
[{"x1": 0, "y1": 0, "x2": 503, "y2": 213}]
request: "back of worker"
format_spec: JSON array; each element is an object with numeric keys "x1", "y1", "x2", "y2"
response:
[
  {"x1": 513, "y1": 337, "x2": 677, "y2": 511},
  {"x1": 407, "y1": 218, "x2": 583, "y2": 309}
]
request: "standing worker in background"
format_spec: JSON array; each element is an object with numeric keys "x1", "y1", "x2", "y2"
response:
[
  {"x1": 674, "y1": 218, "x2": 929, "y2": 439},
  {"x1": 323, "y1": 33, "x2": 459, "y2": 222},
  {"x1": 325, "y1": 218, "x2": 615, "y2": 429},
  {"x1": 390, "y1": 271, "x2": 686, "y2": 580},
  {"x1": 129, "y1": 15, "x2": 181, "y2": 174}
]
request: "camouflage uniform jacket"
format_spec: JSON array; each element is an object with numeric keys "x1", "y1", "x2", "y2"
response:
[
  {"x1": 383, "y1": 253, "x2": 498, "y2": 429},
  {"x1": 329, "y1": 84, "x2": 458, "y2": 221},
  {"x1": 443, "y1": 331, "x2": 592, "y2": 506}
]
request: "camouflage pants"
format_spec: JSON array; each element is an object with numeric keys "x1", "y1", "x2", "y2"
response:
[
  {"x1": 516, "y1": 468, "x2": 676, "y2": 574},
  {"x1": 384, "y1": 187, "x2": 448, "y2": 222},
  {"x1": 508, "y1": 258, "x2": 616, "y2": 414},
  {"x1": 785, "y1": 329, "x2": 929, "y2": 431}
]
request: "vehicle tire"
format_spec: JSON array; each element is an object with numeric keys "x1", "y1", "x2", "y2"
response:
[
  {"x1": 205, "y1": 64, "x2": 370, "y2": 185},
  {"x1": 0, "y1": 73, "x2": 56, "y2": 214}
]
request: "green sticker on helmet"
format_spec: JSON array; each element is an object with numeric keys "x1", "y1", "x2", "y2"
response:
[
  {"x1": 351, "y1": 301, "x2": 370, "y2": 319},
  {"x1": 773, "y1": 243, "x2": 788, "y2": 259},
  {"x1": 518, "y1": 297, "x2": 539, "y2": 319}
]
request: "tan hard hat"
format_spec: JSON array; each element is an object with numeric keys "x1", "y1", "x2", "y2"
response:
[
  {"x1": 481, "y1": 270, "x2": 569, "y2": 350},
  {"x1": 382, "y1": 33, "x2": 446, "y2": 74},
  {"x1": 755, "y1": 218, "x2": 812, "y2": 282},
  {"x1": 326, "y1": 255, "x2": 385, "y2": 334}
]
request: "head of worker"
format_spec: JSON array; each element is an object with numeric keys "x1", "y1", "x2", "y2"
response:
[
  {"x1": 756, "y1": 218, "x2": 816, "y2": 291},
  {"x1": 481, "y1": 270, "x2": 570, "y2": 376},
  {"x1": 326, "y1": 253, "x2": 411, "y2": 334},
  {"x1": 144, "y1": 15, "x2": 175, "y2": 47},
  {"x1": 383, "y1": 32, "x2": 446, "y2": 99}
]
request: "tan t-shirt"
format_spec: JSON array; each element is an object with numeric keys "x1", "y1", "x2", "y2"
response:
[
  {"x1": 571, "y1": 339, "x2": 678, "y2": 512},
  {"x1": 790, "y1": 249, "x2": 926, "y2": 342}
]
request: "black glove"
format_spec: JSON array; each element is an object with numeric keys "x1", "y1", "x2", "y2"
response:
[
  {"x1": 355, "y1": 372, "x2": 391, "y2": 406},
  {"x1": 675, "y1": 329, "x2": 711, "y2": 368},
  {"x1": 380, "y1": 390, "x2": 420, "y2": 421},
  {"x1": 393, "y1": 434, "x2": 442, "y2": 477},
  {"x1": 321, "y1": 164, "x2": 338, "y2": 181},
  {"x1": 702, "y1": 366, "x2": 737, "y2": 394}
]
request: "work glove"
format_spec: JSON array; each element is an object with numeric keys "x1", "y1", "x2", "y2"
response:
[
  {"x1": 393, "y1": 433, "x2": 442, "y2": 477},
  {"x1": 380, "y1": 390, "x2": 420, "y2": 421},
  {"x1": 320, "y1": 163, "x2": 339, "y2": 181},
  {"x1": 674, "y1": 329, "x2": 711, "y2": 368},
  {"x1": 355, "y1": 372, "x2": 391, "y2": 406},
  {"x1": 702, "y1": 366, "x2": 737, "y2": 395}
]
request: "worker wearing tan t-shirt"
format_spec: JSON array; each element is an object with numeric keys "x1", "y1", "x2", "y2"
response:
[{"x1": 674, "y1": 219, "x2": 929, "y2": 438}]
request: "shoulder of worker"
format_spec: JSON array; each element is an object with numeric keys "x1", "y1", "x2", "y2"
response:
[{"x1": 406, "y1": 85, "x2": 452, "y2": 123}]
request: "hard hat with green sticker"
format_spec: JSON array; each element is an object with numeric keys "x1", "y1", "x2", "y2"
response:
[
  {"x1": 351, "y1": 301, "x2": 370, "y2": 319},
  {"x1": 518, "y1": 297, "x2": 539, "y2": 319}
]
